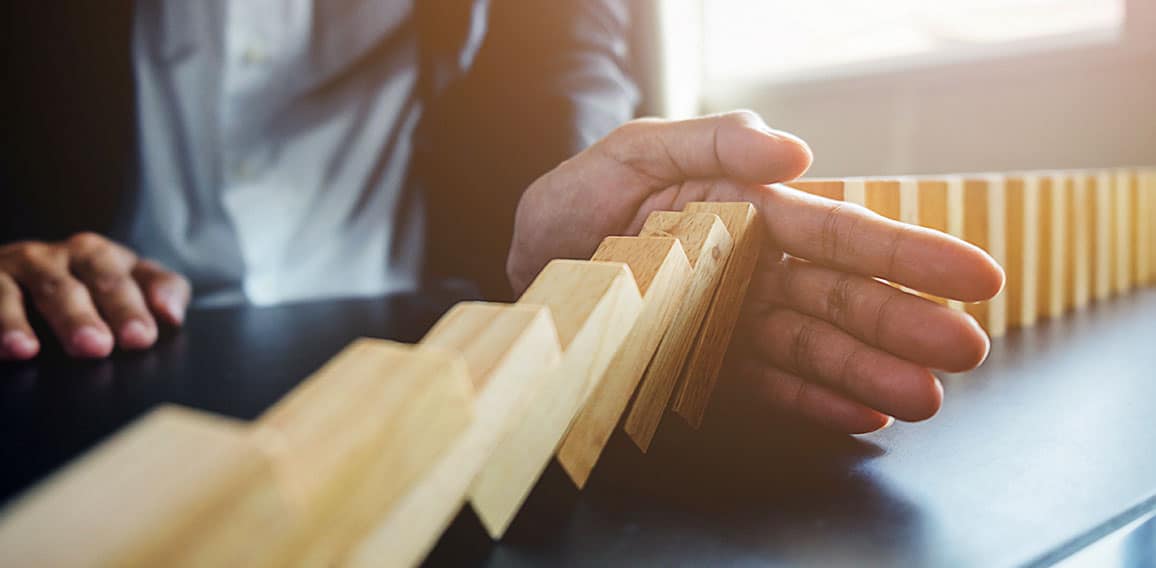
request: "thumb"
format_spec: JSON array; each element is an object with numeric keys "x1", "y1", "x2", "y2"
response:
[{"x1": 596, "y1": 110, "x2": 813, "y2": 187}]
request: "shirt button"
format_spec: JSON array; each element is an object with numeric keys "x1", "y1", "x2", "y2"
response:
[{"x1": 240, "y1": 46, "x2": 268, "y2": 65}]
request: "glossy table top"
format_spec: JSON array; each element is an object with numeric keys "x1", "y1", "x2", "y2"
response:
[{"x1": 3, "y1": 288, "x2": 1156, "y2": 567}]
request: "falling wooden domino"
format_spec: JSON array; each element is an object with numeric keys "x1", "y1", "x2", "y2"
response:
[
  {"x1": 0, "y1": 406, "x2": 299, "y2": 567},
  {"x1": 962, "y1": 175, "x2": 1008, "y2": 337},
  {"x1": 350, "y1": 303, "x2": 561, "y2": 567},
  {"x1": 1036, "y1": 173, "x2": 1069, "y2": 319},
  {"x1": 557, "y1": 236, "x2": 692, "y2": 488},
  {"x1": 252, "y1": 339, "x2": 473, "y2": 565},
  {"x1": 672, "y1": 202, "x2": 763, "y2": 429},
  {"x1": 469, "y1": 260, "x2": 642, "y2": 537},
  {"x1": 624, "y1": 212, "x2": 733, "y2": 452}
]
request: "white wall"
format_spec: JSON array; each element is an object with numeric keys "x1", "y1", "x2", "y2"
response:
[{"x1": 701, "y1": 2, "x2": 1156, "y2": 178}]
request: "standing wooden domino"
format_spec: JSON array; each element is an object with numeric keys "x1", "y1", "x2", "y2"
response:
[
  {"x1": 469, "y1": 260, "x2": 642, "y2": 537},
  {"x1": 1004, "y1": 174, "x2": 1042, "y2": 328},
  {"x1": 557, "y1": 236, "x2": 692, "y2": 487},
  {"x1": 349, "y1": 303, "x2": 561, "y2": 567},
  {"x1": 1037, "y1": 173, "x2": 1069, "y2": 319},
  {"x1": 1090, "y1": 171, "x2": 1114, "y2": 301},
  {"x1": 672, "y1": 202, "x2": 763, "y2": 428},
  {"x1": 624, "y1": 212, "x2": 733, "y2": 452},
  {"x1": 962, "y1": 175, "x2": 1008, "y2": 337},
  {"x1": 1114, "y1": 170, "x2": 1134, "y2": 295}
]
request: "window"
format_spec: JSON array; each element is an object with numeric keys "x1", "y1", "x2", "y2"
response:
[{"x1": 703, "y1": 0, "x2": 1126, "y2": 83}]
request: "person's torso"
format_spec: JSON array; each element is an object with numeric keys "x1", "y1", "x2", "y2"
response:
[{"x1": 130, "y1": 0, "x2": 424, "y2": 306}]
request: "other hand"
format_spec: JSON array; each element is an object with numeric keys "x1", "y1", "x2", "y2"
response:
[
  {"x1": 0, "y1": 233, "x2": 190, "y2": 360},
  {"x1": 507, "y1": 111, "x2": 1004, "y2": 433}
]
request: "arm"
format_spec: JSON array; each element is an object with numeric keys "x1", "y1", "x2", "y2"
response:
[{"x1": 419, "y1": 0, "x2": 639, "y2": 299}]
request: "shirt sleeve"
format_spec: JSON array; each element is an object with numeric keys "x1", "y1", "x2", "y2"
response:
[{"x1": 419, "y1": 0, "x2": 640, "y2": 300}]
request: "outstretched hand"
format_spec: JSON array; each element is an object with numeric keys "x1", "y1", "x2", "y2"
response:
[{"x1": 508, "y1": 111, "x2": 1004, "y2": 433}]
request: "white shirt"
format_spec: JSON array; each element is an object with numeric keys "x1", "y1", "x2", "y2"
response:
[{"x1": 128, "y1": 0, "x2": 424, "y2": 306}]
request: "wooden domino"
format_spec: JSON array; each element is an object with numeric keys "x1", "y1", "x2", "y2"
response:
[
  {"x1": 557, "y1": 236, "x2": 692, "y2": 487},
  {"x1": 671, "y1": 202, "x2": 763, "y2": 428},
  {"x1": 0, "y1": 406, "x2": 298, "y2": 567},
  {"x1": 253, "y1": 339, "x2": 474, "y2": 564},
  {"x1": 962, "y1": 176, "x2": 1008, "y2": 337},
  {"x1": 469, "y1": 260, "x2": 643, "y2": 537},
  {"x1": 350, "y1": 303, "x2": 561, "y2": 566},
  {"x1": 1090, "y1": 171, "x2": 1114, "y2": 301},
  {"x1": 624, "y1": 212, "x2": 733, "y2": 452},
  {"x1": 1037, "y1": 174, "x2": 1069, "y2": 319}
]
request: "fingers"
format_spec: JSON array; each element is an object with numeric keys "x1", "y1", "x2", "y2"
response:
[
  {"x1": 758, "y1": 257, "x2": 990, "y2": 372},
  {"x1": 755, "y1": 184, "x2": 1004, "y2": 302},
  {"x1": 597, "y1": 111, "x2": 813, "y2": 191},
  {"x1": 0, "y1": 273, "x2": 40, "y2": 360},
  {"x1": 133, "y1": 260, "x2": 190, "y2": 326},
  {"x1": 68, "y1": 233, "x2": 156, "y2": 350},
  {"x1": 746, "y1": 308, "x2": 944, "y2": 422},
  {"x1": 733, "y1": 357, "x2": 893, "y2": 434},
  {"x1": 7, "y1": 244, "x2": 114, "y2": 359}
]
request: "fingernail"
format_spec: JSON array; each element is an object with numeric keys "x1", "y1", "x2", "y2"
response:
[
  {"x1": 70, "y1": 326, "x2": 113, "y2": 358},
  {"x1": 879, "y1": 416, "x2": 896, "y2": 431},
  {"x1": 120, "y1": 319, "x2": 156, "y2": 349},
  {"x1": 162, "y1": 293, "x2": 186, "y2": 325},
  {"x1": 2, "y1": 330, "x2": 39, "y2": 359}
]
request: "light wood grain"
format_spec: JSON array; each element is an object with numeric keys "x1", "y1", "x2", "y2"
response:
[
  {"x1": 557, "y1": 237, "x2": 691, "y2": 487},
  {"x1": 253, "y1": 339, "x2": 473, "y2": 565},
  {"x1": 672, "y1": 202, "x2": 763, "y2": 428},
  {"x1": 1069, "y1": 174, "x2": 1092, "y2": 309},
  {"x1": 1004, "y1": 175, "x2": 1041, "y2": 328},
  {"x1": 1114, "y1": 170, "x2": 1134, "y2": 294},
  {"x1": 1091, "y1": 171, "x2": 1114, "y2": 301},
  {"x1": 1037, "y1": 174, "x2": 1068, "y2": 319},
  {"x1": 788, "y1": 179, "x2": 845, "y2": 201},
  {"x1": 350, "y1": 303, "x2": 561, "y2": 567},
  {"x1": 865, "y1": 179, "x2": 902, "y2": 221},
  {"x1": 0, "y1": 406, "x2": 298, "y2": 567},
  {"x1": 624, "y1": 212, "x2": 733, "y2": 452},
  {"x1": 1139, "y1": 170, "x2": 1155, "y2": 285},
  {"x1": 962, "y1": 176, "x2": 1008, "y2": 337},
  {"x1": 470, "y1": 260, "x2": 643, "y2": 537}
]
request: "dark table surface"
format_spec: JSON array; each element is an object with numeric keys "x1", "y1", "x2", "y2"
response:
[{"x1": 2, "y1": 288, "x2": 1155, "y2": 568}]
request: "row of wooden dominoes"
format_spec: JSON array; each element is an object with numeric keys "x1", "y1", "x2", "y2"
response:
[
  {"x1": 0, "y1": 202, "x2": 764, "y2": 567},
  {"x1": 791, "y1": 169, "x2": 1156, "y2": 336}
]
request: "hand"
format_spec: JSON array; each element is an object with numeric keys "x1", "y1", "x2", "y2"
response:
[
  {"x1": 0, "y1": 233, "x2": 190, "y2": 360},
  {"x1": 508, "y1": 111, "x2": 1004, "y2": 433}
]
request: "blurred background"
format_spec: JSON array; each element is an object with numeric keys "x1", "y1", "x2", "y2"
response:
[{"x1": 633, "y1": 0, "x2": 1156, "y2": 177}]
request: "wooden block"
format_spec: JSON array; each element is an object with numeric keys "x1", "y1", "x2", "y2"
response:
[
  {"x1": 912, "y1": 178, "x2": 954, "y2": 307},
  {"x1": 470, "y1": 260, "x2": 642, "y2": 537},
  {"x1": 624, "y1": 212, "x2": 733, "y2": 452},
  {"x1": 1070, "y1": 174, "x2": 1092, "y2": 309},
  {"x1": 962, "y1": 176, "x2": 1008, "y2": 337},
  {"x1": 0, "y1": 406, "x2": 298, "y2": 567},
  {"x1": 843, "y1": 178, "x2": 867, "y2": 206},
  {"x1": 672, "y1": 202, "x2": 763, "y2": 428},
  {"x1": 1004, "y1": 175, "x2": 1041, "y2": 328},
  {"x1": 1115, "y1": 170, "x2": 1134, "y2": 294},
  {"x1": 253, "y1": 339, "x2": 473, "y2": 564},
  {"x1": 557, "y1": 237, "x2": 691, "y2": 487},
  {"x1": 1140, "y1": 170, "x2": 1155, "y2": 285},
  {"x1": 788, "y1": 179, "x2": 845, "y2": 201},
  {"x1": 1037, "y1": 174, "x2": 1069, "y2": 319},
  {"x1": 350, "y1": 303, "x2": 561, "y2": 567},
  {"x1": 1091, "y1": 171, "x2": 1114, "y2": 301},
  {"x1": 864, "y1": 179, "x2": 902, "y2": 221},
  {"x1": 1133, "y1": 170, "x2": 1150, "y2": 286},
  {"x1": 899, "y1": 178, "x2": 920, "y2": 226}
]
